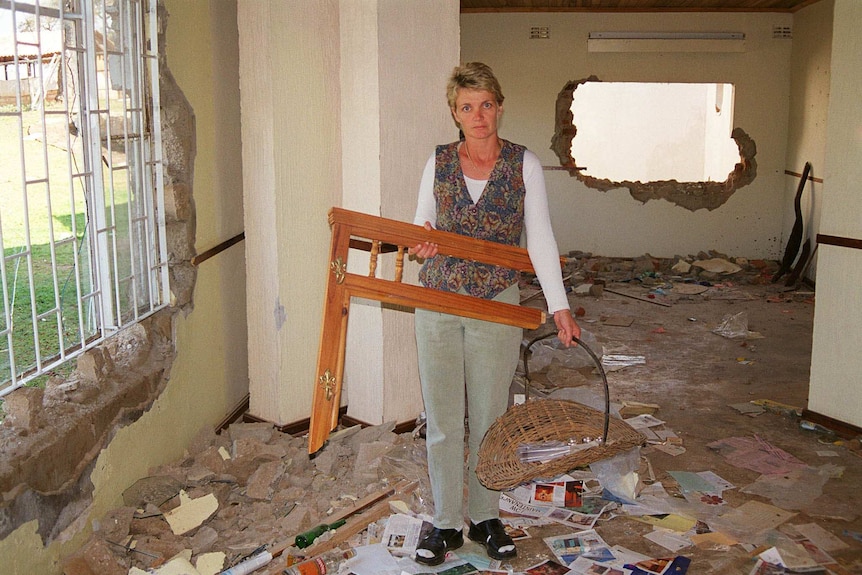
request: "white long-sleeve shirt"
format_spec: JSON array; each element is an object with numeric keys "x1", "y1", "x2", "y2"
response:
[{"x1": 413, "y1": 147, "x2": 570, "y2": 314}]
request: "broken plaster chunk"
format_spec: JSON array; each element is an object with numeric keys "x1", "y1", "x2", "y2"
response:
[
  {"x1": 148, "y1": 553, "x2": 201, "y2": 575},
  {"x1": 691, "y1": 258, "x2": 742, "y2": 274},
  {"x1": 672, "y1": 259, "x2": 692, "y2": 273},
  {"x1": 163, "y1": 490, "x2": 219, "y2": 535},
  {"x1": 218, "y1": 446, "x2": 231, "y2": 460},
  {"x1": 246, "y1": 460, "x2": 285, "y2": 500},
  {"x1": 389, "y1": 499, "x2": 411, "y2": 515},
  {"x1": 195, "y1": 551, "x2": 226, "y2": 575}
]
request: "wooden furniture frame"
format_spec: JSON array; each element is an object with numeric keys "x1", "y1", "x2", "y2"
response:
[{"x1": 308, "y1": 207, "x2": 552, "y2": 454}]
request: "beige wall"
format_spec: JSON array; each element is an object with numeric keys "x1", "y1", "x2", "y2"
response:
[
  {"x1": 91, "y1": 0, "x2": 249, "y2": 557},
  {"x1": 461, "y1": 12, "x2": 793, "y2": 259},
  {"x1": 784, "y1": 0, "x2": 833, "y2": 280},
  {"x1": 808, "y1": 0, "x2": 862, "y2": 428}
]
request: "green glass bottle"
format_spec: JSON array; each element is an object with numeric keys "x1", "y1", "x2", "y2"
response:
[{"x1": 293, "y1": 519, "x2": 347, "y2": 549}]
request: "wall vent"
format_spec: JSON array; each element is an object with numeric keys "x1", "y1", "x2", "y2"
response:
[
  {"x1": 773, "y1": 25, "x2": 792, "y2": 39},
  {"x1": 530, "y1": 26, "x2": 550, "y2": 40}
]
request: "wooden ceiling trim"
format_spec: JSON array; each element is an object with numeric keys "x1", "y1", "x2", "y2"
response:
[{"x1": 460, "y1": 0, "x2": 823, "y2": 14}]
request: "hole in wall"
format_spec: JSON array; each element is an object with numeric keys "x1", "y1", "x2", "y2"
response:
[{"x1": 551, "y1": 76, "x2": 757, "y2": 212}]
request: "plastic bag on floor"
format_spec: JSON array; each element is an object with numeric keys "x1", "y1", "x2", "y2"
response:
[
  {"x1": 589, "y1": 445, "x2": 641, "y2": 504},
  {"x1": 525, "y1": 329, "x2": 600, "y2": 372},
  {"x1": 712, "y1": 311, "x2": 763, "y2": 340}
]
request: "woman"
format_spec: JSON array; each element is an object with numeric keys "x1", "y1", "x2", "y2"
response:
[{"x1": 410, "y1": 62, "x2": 580, "y2": 566}]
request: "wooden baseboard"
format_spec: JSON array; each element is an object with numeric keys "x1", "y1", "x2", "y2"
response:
[
  {"x1": 240, "y1": 406, "x2": 346, "y2": 436},
  {"x1": 216, "y1": 394, "x2": 250, "y2": 431},
  {"x1": 229, "y1": 404, "x2": 418, "y2": 439},
  {"x1": 341, "y1": 414, "x2": 419, "y2": 436},
  {"x1": 801, "y1": 409, "x2": 862, "y2": 439}
]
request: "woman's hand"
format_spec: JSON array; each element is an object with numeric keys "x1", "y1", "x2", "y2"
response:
[
  {"x1": 553, "y1": 308, "x2": 581, "y2": 348},
  {"x1": 408, "y1": 221, "x2": 439, "y2": 260}
]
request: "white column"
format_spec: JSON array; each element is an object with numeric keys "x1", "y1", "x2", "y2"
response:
[{"x1": 808, "y1": 0, "x2": 862, "y2": 428}]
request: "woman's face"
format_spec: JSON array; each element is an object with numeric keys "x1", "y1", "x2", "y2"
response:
[{"x1": 451, "y1": 88, "x2": 503, "y2": 140}]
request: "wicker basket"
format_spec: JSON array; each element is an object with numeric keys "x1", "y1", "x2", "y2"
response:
[{"x1": 475, "y1": 334, "x2": 645, "y2": 491}]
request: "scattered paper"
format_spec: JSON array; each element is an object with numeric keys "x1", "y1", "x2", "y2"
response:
[
  {"x1": 644, "y1": 528, "x2": 692, "y2": 552},
  {"x1": 543, "y1": 529, "x2": 615, "y2": 565},
  {"x1": 707, "y1": 436, "x2": 808, "y2": 476},
  {"x1": 652, "y1": 444, "x2": 686, "y2": 456},
  {"x1": 632, "y1": 514, "x2": 696, "y2": 533},
  {"x1": 729, "y1": 402, "x2": 766, "y2": 416},
  {"x1": 668, "y1": 471, "x2": 720, "y2": 495},
  {"x1": 715, "y1": 500, "x2": 796, "y2": 537},
  {"x1": 690, "y1": 531, "x2": 738, "y2": 548},
  {"x1": 759, "y1": 543, "x2": 820, "y2": 570},
  {"x1": 627, "y1": 556, "x2": 691, "y2": 575},
  {"x1": 741, "y1": 465, "x2": 842, "y2": 510},
  {"x1": 603, "y1": 353, "x2": 646, "y2": 370},
  {"x1": 381, "y1": 513, "x2": 427, "y2": 557},
  {"x1": 624, "y1": 414, "x2": 665, "y2": 430},
  {"x1": 567, "y1": 556, "x2": 630, "y2": 574},
  {"x1": 500, "y1": 491, "x2": 606, "y2": 530},
  {"x1": 529, "y1": 479, "x2": 584, "y2": 507},
  {"x1": 347, "y1": 543, "x2": 401, "y2": 575},
  {"x1": 783, "y1": 523, "x2": 850, "y2": 552}
]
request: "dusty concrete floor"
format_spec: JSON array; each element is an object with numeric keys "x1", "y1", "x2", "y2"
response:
[
  {"x1": 62, "y1": 258, "x2": 862, "y2": 574},
  {"x1": 499, "y1": 271, "x2": 862, "y2": 573}
]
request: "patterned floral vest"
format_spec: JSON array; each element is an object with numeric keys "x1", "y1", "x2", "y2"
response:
[{"x1": 419, "y1": 139, "x2": 527, "y2": 299}]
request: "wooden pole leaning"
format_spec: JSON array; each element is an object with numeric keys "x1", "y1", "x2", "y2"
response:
[{"x1": 308, "y1": 207, "x2": 549, "y2": 454}]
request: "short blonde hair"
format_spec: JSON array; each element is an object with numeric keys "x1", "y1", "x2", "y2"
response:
[{"x1": 446, "y1": 62, "x2": 504, "y2": 110}]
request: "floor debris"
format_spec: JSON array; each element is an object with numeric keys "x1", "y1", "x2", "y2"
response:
[{"x1": 60, "y1": 267, "x2": 862, "y2": 575}]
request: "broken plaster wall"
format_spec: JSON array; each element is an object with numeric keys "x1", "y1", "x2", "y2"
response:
[
  {"x1": 0, "y1": 1, "x2": 248, "y2": 573},
  {"x1": 461, "y1": 11, "x2": 794, "y2": 259},
  {"x1": 550, "y1": 76, "x2": 758, "y2": 212}
]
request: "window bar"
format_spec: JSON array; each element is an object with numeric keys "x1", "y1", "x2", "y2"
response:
[
  {"x1": 145, "y1": 0, "x2": 169, "y2": 312},
  {"x1": 11, "y1": 5, "x2": 46, "y2": 380},
  {"x1": 98, "y1": 0, "x2": 124, "y2": 331},
  {"x1": 58, "y1": 4, "x2": 91, "y2": 358},
  {"x1": 70, "y1": 7, "x2": 104, "y2": 347},
  {"x1": 34, "y1": 4, "x2": 70, "y2": 368},
  {"x1": 0, "y1": 7, "x2": 21, "y2": 392},
  {"x1": 81, "y1": 0, "x2": 116, "y2": 333},
  {"x1": 0, "y1": 246, "x2": 16, "y2": 394},
  {"x1": 120, "y1": 0, "x2": 144, "y2": 322}
]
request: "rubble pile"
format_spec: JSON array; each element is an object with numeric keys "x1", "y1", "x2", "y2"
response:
[
  {"x1": 562, "y1": 251, "x2": 781, "y2": 286},
  {"x1": 61, "y1": 407, "x2": 862, "y2": 575},
  {"x1": 58, "y1": 260, "x2": 861, "y2": 575},
  {"x1": 62, "y1": 421, "x2": 432, "y2": 575}
]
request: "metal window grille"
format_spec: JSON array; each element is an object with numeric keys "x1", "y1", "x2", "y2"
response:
[{"x1": 0, "y1": 0, "x2": 168, "y2": 396}]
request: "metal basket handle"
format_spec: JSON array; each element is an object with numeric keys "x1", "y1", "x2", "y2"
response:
[{"x1": 522, "y1": 334, "x2": 610, "y2": 444}]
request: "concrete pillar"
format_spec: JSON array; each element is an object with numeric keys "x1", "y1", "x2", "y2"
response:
[
  {"x1": 239, "y1": 0, "x2": 459, "y2": 426},
  {"x1": 808, "y1": 0, "x2": 862, "y2": 428}
]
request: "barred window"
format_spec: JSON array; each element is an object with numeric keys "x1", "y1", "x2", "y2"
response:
[{"x1": 0, "y1": 0, "x2": 167, "y2": 395}]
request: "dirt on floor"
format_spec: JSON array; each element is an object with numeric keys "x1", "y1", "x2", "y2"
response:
[{"x1": 62, "y1": 254, "x2": 862, "y2": 575}]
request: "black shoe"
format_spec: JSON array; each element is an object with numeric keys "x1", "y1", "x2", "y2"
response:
[
  {"x1": 415, "y1": 527, "x2": 464, "y2": 566},
  {"x1": 468, "y1": 518, "x2": 516, "y2": 560}
]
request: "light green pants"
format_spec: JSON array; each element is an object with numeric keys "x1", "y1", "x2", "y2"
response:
[{"x1": 414, "y1": 284, "x2": 522, "y2": 529}]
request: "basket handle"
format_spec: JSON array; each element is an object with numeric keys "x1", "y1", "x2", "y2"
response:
[{"x1": 522, "y1": 334, "x2": 610, "y2": 444}]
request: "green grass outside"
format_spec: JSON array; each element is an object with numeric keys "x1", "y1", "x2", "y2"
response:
[{"x1": 1, "y1": 102, "x2": 133, "y2": 391}]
